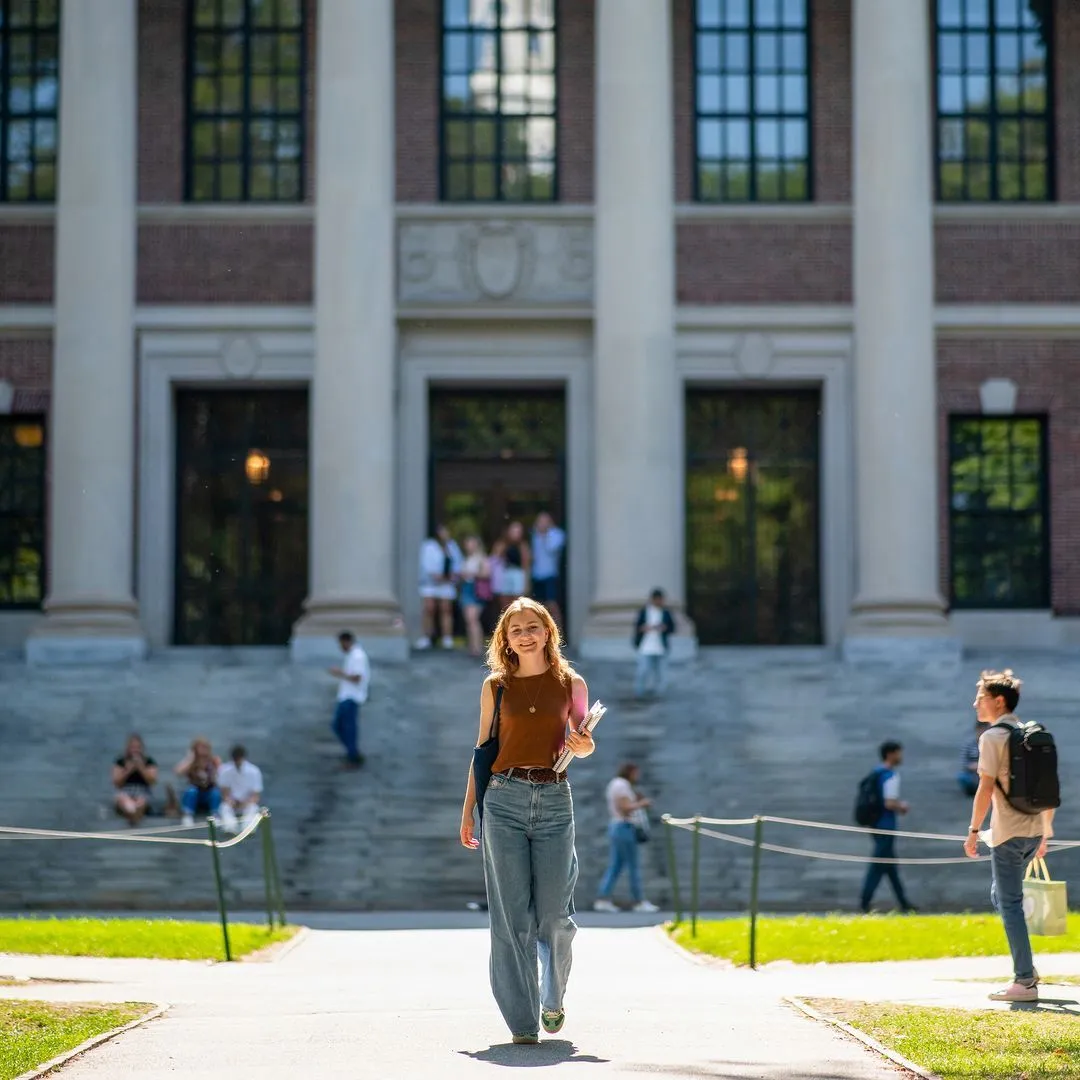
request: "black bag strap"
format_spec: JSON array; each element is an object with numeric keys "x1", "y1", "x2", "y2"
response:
[{"x1": 490, "y1": 684, "x2": 505, "y2": 740}]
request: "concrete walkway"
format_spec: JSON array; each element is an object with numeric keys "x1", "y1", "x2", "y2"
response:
[{"x1": 2, "y1": 926, "x2": 1077, "y2": 1079}]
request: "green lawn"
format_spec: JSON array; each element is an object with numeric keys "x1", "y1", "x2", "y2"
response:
[
  {"x1": 669, "y1": 913, "x2": 1080, "y2": 966},
  {"x1": 0, "y1": 918, "x2": 296, "y2": 961},
  {"x1": 807, "y1": 998, "x2": 1080, "y2": 1080},
  {"x1": 0, "y1": 1000, "x2": 152, "y2": 1080}
]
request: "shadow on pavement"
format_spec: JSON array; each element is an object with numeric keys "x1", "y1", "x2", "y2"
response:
[
  {"x1": 459, "y1": 1040, "x2": 609, "y2": 1067},
  {"x1": 621, "y1": 1065, "x2": 895, "y2": 1079},
  {"x1": 1009, "y1": 997, "x2": 1079, "y2": 1015}
]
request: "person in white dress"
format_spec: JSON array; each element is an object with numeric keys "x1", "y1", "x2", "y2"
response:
[{"x1": 417, "y1": 524, "x2": 463, "y2": 649}]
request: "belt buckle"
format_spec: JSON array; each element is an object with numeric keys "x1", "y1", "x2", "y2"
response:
[{"x1": 525, "y1": 767, "x2": 547, "y2": 784}]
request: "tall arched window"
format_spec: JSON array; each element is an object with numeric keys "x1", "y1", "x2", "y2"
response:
[
  {"x1": 186, "y1": 0, "x2": 306, "y2": 202},
  {"x1": 440, "y1": 0, "x2": 557, "y2": 202},
  {"x1": 936, "y1": 0, "x2": 1052, "y2": 201}
]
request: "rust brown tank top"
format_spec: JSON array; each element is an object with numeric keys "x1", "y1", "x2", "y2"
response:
[{"x1": 491, "y1": 668, "x2": 571, "y2": 773}]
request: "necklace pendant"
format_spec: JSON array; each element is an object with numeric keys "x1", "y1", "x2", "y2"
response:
[{"x1": 529, "y1": 706, "x2": 536, "y2": 713}]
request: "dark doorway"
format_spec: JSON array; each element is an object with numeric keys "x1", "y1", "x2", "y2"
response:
[
  {"x1": 429, "y1": 388, "x2": 566, "y2": 624},
  {"x1": 174, "y1": 389, "x2": 308, "y2": 646},
  {"x1": 685, "y1": 389, "x2": 821, "y2": 645}
]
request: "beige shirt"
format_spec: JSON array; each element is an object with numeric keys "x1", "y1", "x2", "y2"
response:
[{"x1": 977, "y1": 717, "x2": 1046, "y2": 846}]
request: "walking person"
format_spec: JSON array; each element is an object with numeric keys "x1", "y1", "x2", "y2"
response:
[
  {"x1": 530, "y1": 512, "x2": 566, "y2": 631},
  {"x1": 593, "y1": 763, "x2": 659, "y2": 913},
  {"x1": 964, "y1": 669, "x2": 1056, "y2": 1002},
  {"x1": 633, "y1": 589, "x2": 676, "y2": 698},
  {"x1": 859, "y1": 741, "x2": 916, "y2": 914},
  {"x1": 417, "y1": 524, "x2": 462, "y2": 650},
  {"x1": 459, "y1": 597, "x2": 594, "y2": 1045},
  {"x1": 328, "y1": 630, "x2": 370, "y2": 768},
  {"x1": 458, "y1": 535, "x2": 491, "y2": 657}
]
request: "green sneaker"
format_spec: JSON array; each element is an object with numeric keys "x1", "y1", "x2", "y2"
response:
[
  {"x1": 541, "y1": 1009, "x2": 565, "y2": 1034},
  {"x1": 512, "y1": 1033, "x2": 539, "y2": 1045}
]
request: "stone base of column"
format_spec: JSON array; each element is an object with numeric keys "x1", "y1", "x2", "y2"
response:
[
  {"x1": 842, "y1": 595, "x2": 961, "y2": 668},
  {"x1": 26, "y1": 602, "x2": 147, "y2": 666},
  {"x1": 579, "y1": 602, "x2": 697, "y2": 662},
  {"x1": 290, "y1": 597, "x2": 408, "y2": 664}
]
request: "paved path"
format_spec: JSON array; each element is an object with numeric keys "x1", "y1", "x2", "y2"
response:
[
  {"x1": 0, "y1": 925, "x2": 911, "y2": 1080},
  {"x1": 4, "y1": 925, "x2": 1078, "y2": 1079}
]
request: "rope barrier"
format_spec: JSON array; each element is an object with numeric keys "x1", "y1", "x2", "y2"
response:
[{"x1": 0, "y1": 810, "x2": 265, "y2": 849}]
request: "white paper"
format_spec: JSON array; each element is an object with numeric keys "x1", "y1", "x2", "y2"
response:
[{"x1": 552, "y1": 700, "x2": 606, "y2": 773}]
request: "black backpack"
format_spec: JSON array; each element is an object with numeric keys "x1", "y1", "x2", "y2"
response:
[
  {"x1": 854, "y1": 769, "x2": 885, "y2": 827},
  {"x1": 992, "y1": 720, "x2": 1061, "y2": 815}
]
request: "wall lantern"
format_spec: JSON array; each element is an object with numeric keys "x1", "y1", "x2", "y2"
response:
[
  {"x1": 13, "y1": 423, "x2": 44, "y2": 449},
  {"x1": 245, "y1": 449, "x2": 271, "y2": 484},
  {"x1": 727, "y1": 446, "x2": 749, "y2": 483}
]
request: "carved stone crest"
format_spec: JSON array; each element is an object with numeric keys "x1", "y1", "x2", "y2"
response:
[
  {"x1": 221, "y1": 336, "x2": 261, "y2": 380},
  {"x1": 462, "y1": 221, "x2": 535, "y2": 300}
]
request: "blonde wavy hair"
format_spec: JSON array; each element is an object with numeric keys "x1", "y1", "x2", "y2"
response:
[{"x1": 486, "y1": 597, "x2": 573, "y2": 687}]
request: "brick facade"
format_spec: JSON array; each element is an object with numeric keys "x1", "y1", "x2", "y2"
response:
[
  {"x1": 677, "y1": 221, "x2": 852, "y2": 304},
  {"x1": 136, "y1": 224, "x2": 313, "y2": 304},
  {"x1": 938, "y1": 339, "x2": 1080, "y2": 614},
  {"x1": 0, "y1": 226, "x2": 52, "y2": 303},
  {"x1": 395, "y1": 0, "x2": 440, "y2": 202},
  {"x1": 0, "y1": 337, "x2": 51, "y2": 405}
]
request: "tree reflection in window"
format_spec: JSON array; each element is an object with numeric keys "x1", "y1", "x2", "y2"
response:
[
  {"x1": 186, "y1": 0, "x2": 306, "y2": 202},
  {"x1": 936, "y1": 0, "x2": 1051, "y2": 201},
  {"x1": 0, "y1": 0, "x2": 59, "y2": 201},
  {"x1": 693, "y1": 0, "x2": 810, "y2": 203},
  {"x1": 948, "y1": 415, "x2": 1048, "y2": 608},
  {"x1": 0, "y1": 416, "x2": 45, "y2": 607},
  {"x1": 429, "y1": 390, "x2": 564, "y2": 460},
  {"x1": 441, "y1": 0, "x2": 557, "y2": 201}
]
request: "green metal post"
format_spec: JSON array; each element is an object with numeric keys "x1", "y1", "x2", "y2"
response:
[
  {"x1": 691, "y1": 816, "x2": 701, "y2": 939},
  {"x1": 264, "y1": 811, "x2": 287, "y2": 926},
  {"x1": 260, "y1": 812, "x2": 276, "y2": 930},
  {"x1": 749, "y1": 815, "x2": 764, "y2": 970},
  {"x1": 664, "y1": 817, "x2": 683, "y2": 924},
  {"x1": 207, "y1": 818, "x2": 233, "y2": 962}
]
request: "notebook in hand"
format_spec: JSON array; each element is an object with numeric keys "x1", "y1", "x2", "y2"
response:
[{"x1": 552, "y1": 700, "x2": 607, "y2": 773}]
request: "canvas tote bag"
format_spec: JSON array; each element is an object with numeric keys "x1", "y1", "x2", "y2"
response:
[{"x1": 1023, "y1": 857, "x2": 1067, "y2": 937}]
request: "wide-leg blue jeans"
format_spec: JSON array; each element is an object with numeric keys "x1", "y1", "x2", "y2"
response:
[
  {"x1": 990, "y1": 835, "x2": 1041, "y2": 984},
  {"x1": 481, "y1": 773, "x2": 578, "y2": 1038}
]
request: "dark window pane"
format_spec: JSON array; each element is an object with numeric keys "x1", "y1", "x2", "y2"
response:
[
  {"x1": 935, "y1": 0, "x2": 1051, "y2": 201},
  {"x1": 694, "y1": 0, "x2": 809, "y2": 202},
  {"x1": 185, "y1": 0, "x2": 308, "y2": 202},
  {"x1": 948, "y1": 415, "x2": 1049, "y2": 607},
  {"x1": 0, "y1": 418, "x2": 46, "y2": 608},
  {"x1": 440, "y1": 0, "x2": 558, "y2": 201}
]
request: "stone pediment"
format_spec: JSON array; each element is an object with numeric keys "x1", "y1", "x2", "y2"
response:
[{"x1": 398, "y1": 216, "x2": 593, "y2": 307}]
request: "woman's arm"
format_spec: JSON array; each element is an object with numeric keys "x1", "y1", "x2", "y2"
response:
[
  {"x1": 563, "y1": 674, "x2": 595, "y2": 758},
  {"x1": 460, "y1": 679, "x2": 498, "y2": 849},
  {"x1": 142, "y1": 763, "x2": 159, "y2": 785},
  {"x1": 173, "y1": 753, "x2": 193, "y2": 777},
  {"x1": 111, "y1": 763, "x2": 127, "y2": 789}
]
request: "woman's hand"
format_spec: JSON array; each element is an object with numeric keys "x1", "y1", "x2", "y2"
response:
[
  {"x1": 565, "y1": 729, "x2": 595, "y2": 758},
  {"x1": 460, "y1": 810, "x2": 479, "y2": 850}
]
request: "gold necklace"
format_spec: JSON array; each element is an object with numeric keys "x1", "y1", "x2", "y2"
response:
[{"x1": 521, "y1": 673, "x2": 545, "y2": 714}]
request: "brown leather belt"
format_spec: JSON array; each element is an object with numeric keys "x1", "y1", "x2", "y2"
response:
[{"x1": 502, "y1": 767, "x2": 567, "y2": 784}]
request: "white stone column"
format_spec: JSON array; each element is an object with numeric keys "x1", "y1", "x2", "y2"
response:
[
  {"x1": 581, "y1": 0, "x2": 693, "y2": 659},
  {"x1": 844, "y1": 0, "x2": 956, "y2": 662},
  {"x1": 27, "y1": 0, "x2": 144, "y2": 664},
  {"x1": 290, "y1": 0, "x2": 406, "y2": 662}
]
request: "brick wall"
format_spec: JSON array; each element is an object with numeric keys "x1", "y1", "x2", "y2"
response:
[
  {"x1": 396, "y1": 0, "x2": 439, "y2": 202},
  {"x1": 0, "y1": 337, "x2": 51, "y2": 406},
  {"x1": 811, "y1": 0, "x2": 851, "y2": 203},
  {"x1": 938, "y1": 339, "x2": 1080, "y2": 613},
  {"x1": 137, "y1": 0, "x2": 185, "y2": 203},
  {"x1": 557, "y1": 0, "x2": 594, "y2": 203},
  {"x1": 673, "y1": 0, "x2": 693, "y2": 203},
  {"x1": 137, "y1": 224, "x2": 313, "y2": 304},
  {"x1": 676, "y1": 221, "x2": 851, "y2": 303},
  {"x1": 0, "y1": 226, "x2": 52, "y2": 303},
  {"x1": 935, "y1": 222, "x2": 1080, "y2": 303},
  {"x1": 1053, "y1": 0, "x2": 1080, "y2": 201}
]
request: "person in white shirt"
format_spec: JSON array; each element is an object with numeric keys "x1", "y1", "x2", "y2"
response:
[
  {"x1": 530, "y1": 512, "x2": 566, "y2": 631},
  {"x1": 217, "y1": 745, "x2": 264, "y2": 834},
  {"x1": 593, "y1": 763, "x2": 659, "y2": 913},
  {"x1": 417, "y1": 525, "x2": 463, "y2": 650},
  {"x1": 633, "y1": 589, "x2": 675, "y2": 698},
  {"x1": 328, "y1": 631, "x2": 370, "y2": 768}
]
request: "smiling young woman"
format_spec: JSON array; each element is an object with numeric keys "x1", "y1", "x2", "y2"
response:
[{"x1": 459, "y1": 596, "x2": 595, "y2": 1044}]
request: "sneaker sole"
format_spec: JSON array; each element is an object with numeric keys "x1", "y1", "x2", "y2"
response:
[
  {"x1": 512, "y1": 1034, "x2": 539, "y2": 1045},
  {"x1": 541, "y1": 1012, "x2": 565, "y2": 1034}
]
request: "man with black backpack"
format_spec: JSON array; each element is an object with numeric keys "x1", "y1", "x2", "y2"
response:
[
  {"x1": 857, "y1": 741, "x2": 916, "y2": 914},
  {"x1": 964, "y1": 669, "x2": 1059, "y2": 1003}
]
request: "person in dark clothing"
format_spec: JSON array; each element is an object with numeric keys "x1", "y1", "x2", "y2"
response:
[
  {"x1": 632, "y1": 589, "x2": 676, "y2": 698},
  {"x1": 860, "y1": 740, "x2": 916, "y2": 913}
]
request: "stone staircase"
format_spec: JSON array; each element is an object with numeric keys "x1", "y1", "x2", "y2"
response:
[{"x1": 0, "y1": 648, "x2": 1077, "y2": 914}]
